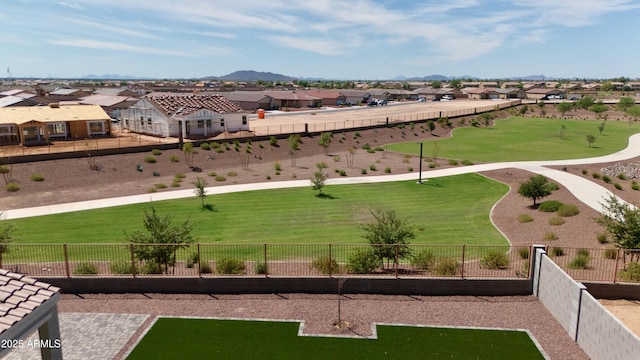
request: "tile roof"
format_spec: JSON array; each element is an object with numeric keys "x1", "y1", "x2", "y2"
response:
[
  {"x1": 0, "y1": 269, "x2": 60, "y2": 335},
  {"x1": 80, "y1": 94, "x2": 131, "y2": 107},
  {"x1": 262, "y1": 91, "x2": 321, "y2": 101},
  {"x1": 148, "y1": 94, "x2": 242, "y2": 116}
]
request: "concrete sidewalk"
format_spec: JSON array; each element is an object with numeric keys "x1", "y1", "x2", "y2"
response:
[{"x1": 3, "y1": 134, "x2": 640, "y2": 220}]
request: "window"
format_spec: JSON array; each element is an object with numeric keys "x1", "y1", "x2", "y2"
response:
[
  {"x1": 220, "y1": 118, "x2": 225, "y2": 128},
  {"x1": 88, "y1": 121, "x2": 106, "y2": 135},
  {"x1": 242, "y1": 116, "x2": 247, "y2": 125},
  {"x1": 147, "y1": 117, "x2": 152, "y2": 125},
  {"x1": 47, "y1": 122, "x2": 67, "y2": 138},
  {"x1": 0, "y1": 125, "x2": 16, "y2": 135},
  {"x1": 197, "y1": 120, "x2": 204, "y2": 128}
]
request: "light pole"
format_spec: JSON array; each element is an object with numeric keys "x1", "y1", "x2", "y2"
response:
[{"x1": 417, "y1": 142, "x2": 423, "y2": 184}]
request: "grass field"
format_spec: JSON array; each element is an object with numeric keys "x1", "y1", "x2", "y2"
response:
[
  {"x1": 8, "y1": 174, "x2": 508, "y2": 246},
  {"x1": 126, "y1": 318, "x2": 545, "y2": 360},
  {"x1": 385, "y1": 117, "x2": 639, "y2": 162}
]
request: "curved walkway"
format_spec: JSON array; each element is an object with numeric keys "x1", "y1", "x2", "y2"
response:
[{"x1": 4, "y1": 134, "x2": 640, "y2": 220}]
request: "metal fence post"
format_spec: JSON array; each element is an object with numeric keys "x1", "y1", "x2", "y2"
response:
[
  {"x1": 460, "y1": 244, "x2": 466, "y2": 279},
  {"x1": 395, "y1": 244, "x2": 399, "y2": 279},
  {"x1": 329, "y1": 243, "x2": 333, "y2": 278},
  {"x1": 613, "y1": 248, "x2": 620, "y2": 283},
  {"x1": 197, "y1": 243, "x2": 201, "y2": 278},
  {"x1": 63, "y1": 243, "x2": 70, "y2": 278},
  {"x1": 130, "y1": 243, "x2": 137, "y2": 278},
  {"x1": 263, "y1": 243, "x2": 268, "y2": 278}
]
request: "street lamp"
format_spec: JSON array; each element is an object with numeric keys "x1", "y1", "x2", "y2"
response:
[{"x1": 417, "y1": 142, "x2": 424, "y2": 184}]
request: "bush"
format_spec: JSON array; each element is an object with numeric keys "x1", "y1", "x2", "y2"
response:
[
  {"x1": 577, "y1": 248, "x2": 590, "y2": 257},
  {"x1": 617, "y1": 173, "x2": 627, "y2": 180},
  {"x1": 215, "y1": 147, "x2": 225, "y2": 153},
  {"x1": 216, "y1": 257, "x2": 246, "y2": 274},
  {"x1": 543, "y1": 232, "x2": 558, "y2": 241},
  {"x1": 480, "y1": 250, "x2": 510, "y2": 270},
  {"x1": 547, "y1": 182, "x2": 560, "y2": 191},
  {"x1": 200, "y1": 262, "x2": 212, "y2": 274},
  {"x1": 632, "y1": 182, "x2": 640, "y2": 191},
  {"x1": 597, "y1": 233, "x2": 608, "y2": 244},
  {"x1": 110, "y1": 261, "x2": 133, "y2": 275},
  {"x1": 210, "y1": 142, "x2": 221, "y2": 149},
  {"x1": 517, "y1": 214, "x2": 534, "y2": 223},
  {"x1": 274, "y1": 162, "x2": 282, "y2": 171},
  {"x1": 144, "y1": 156, "x2": 156, "y2": 163},
  {"x1": 614, "y1": 183, "x2": 623, "y2": 190},
  {"x1": 148, "y1": 188, "x2": 157, "y2": 193},
  {"x1": 384, "y1": 167, "x2": 391, "y2": 173},
  {"x1": 602, "y1": 175, "x2": 612, "y2": 183},
  {"x1": 569, "y1": 254, "x2": 589, "y2": 269},
  {"x1": 592, "y1": 173, "x2": 602, "y2": 179},
  {"x1": 448, "y1": 159, "x2": 459, "y2": 166},
  {"x1": 185, "y1": 252, "x2": 199, "y2": 268},
  {"x1": 411, "y1": 250, "x2": 436, "y2": 270},
  {"x1": 581, "y1": 169, "x2": 588, "y2": 175},
  {"x1": 141, "y1": 261, "x2": 163, "y2": 274},
  {"x1": 169, "y1": 155, "x2": 179, "y2": 162},
  {"x1": 30, "y1": 174, "x2": 45, "y2": 181},
  {"x1": 557, "y1": 204, "x2": 580, "y2": 217},
  {"x1": 603, "y1": 249, "x2": 617, "y2": 260},
  {"x1": 151, "y1": 149, "x2": 162, "y2": 155},
  {"x1": 5, "y1": 183, "x2": 20, "y2": 192},
  {"x1": 618, "y1": 262, "x2": 640, "y2": 282},
  {"x1": 339, "y1": 170, "x2": 347, "y2": 176},
  {"x1": 310, "y1": 255, "x2": 340, "y2": 275},
  {"x1": 227, "y1": 171, "x2": 238, "y2": 177},
  {"x1": 374, "y1": 146, "x2": 385, "y2": 151},
  {"x1": 73, "y1": 262, "x2": 98, "y2": 275},
  {"x1": 538, "y1": 200, "x2": 563, "y2": 212},
  {"x1": 317, "y1": 161, "x2": 328, "y2": 169},
  {"x1": 215, "y1": 176, "x2": 226, "y2": 182},
  {"x1": 519, "y1": 248, "x2": 530, "y2": 259},
  {"x1": 435, "y1": 258, "x2": 460, "y2": 276},
  {"x1": 428, "y1": 162, "x2": 437, "y2": 168},
  {"x1": 255, "y1": 262, "x2": 268, "y2": 275},
  {"x1": 551, "y1": 247, "x2": 564, "y2": 257},
  {"x1": 361, "y1": 169, "x2": 367, "y2": 174},
  {"x1": 346, "y1": 249, "x2": 382, "y2": 274},
  {"x1": 407, "y1": 167, "x2": 413, "y2": 172},
  {"x1": 175, "y1": 173, "x2": 186, "y2": 179},
  {"x1": 461, "y1": 160, "x2": 474, "y2": 166},
  {"x1": 200, "y1": 143, "x2": 211, "y2": 150},
  {"x1": 548, "y1": 216, "x2": 565, "y2": 226},
  {"x1": 207, "y1": 172, "x2": 217, "y2": 177},
  {"x1": 269, "y1": 136, "x2": 278, "y2": 146},
  {"x1": 361, "y1": 143, "x2": 371, "y2": 150}
]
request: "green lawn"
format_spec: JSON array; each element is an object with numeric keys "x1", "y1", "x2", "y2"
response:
[
  {"x1": 8, "y1": 174, "x2": 507, "y2": 247},
  {"x1": 126, "y1": 318, "x2": 545, "y2": 360},
  {"x1": 385, "y1": 117, "x2": 639, "y2": 162}
]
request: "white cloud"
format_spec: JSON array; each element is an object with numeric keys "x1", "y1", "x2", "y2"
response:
[
  {"x1": 58, "y1": 1, "x2": 82, "y2": 10},
  {"x1": 46, "y1": 39, "x2": 194, "y2": 56}
]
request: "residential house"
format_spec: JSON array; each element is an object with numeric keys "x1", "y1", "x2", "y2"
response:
[
  {"x1": 297, "y1": 90, "x2": 345, "y2": 106},
  {"x1": 0, "y1": 104, "x2": 111, "y2": 145},
  {"x1": 223, "y1": 91, "x2": 275, "y2": 111},
  {"x1": 93, "y1": 87, "x2": 140, "y2": 98},
  {"x1": 121, "y1": 94, "x2": 248, "y2": 139},
  {"x1": 262, "y1": 91, "x2": 322, "y2": 109},
  {"x1": 47, "y1": 88, "x2": 91, "y2": 102},
  {"x1": 525, "y1": 88, "x2": 564, "y2": 100},
  {"x1": 414, "y1": 87, "x2": 455, "y2": 100},
  {"x1": 78, "y1": 94, "x2": 136, "y2": 118},
  {"x1": 338, "y1": 90, "x2": 371, "y2": 105}
]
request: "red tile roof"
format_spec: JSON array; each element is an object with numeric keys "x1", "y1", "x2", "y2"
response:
[
  {"x1": 0, "y1": 269, "x2": 59, "y2": 335},
  {"x1": 148, "y1": 94, "x2": 242, "y2": 116}
]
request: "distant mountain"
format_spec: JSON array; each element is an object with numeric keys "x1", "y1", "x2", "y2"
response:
[
  {"x1": 405, "y1": 74, "x2": 450, "y2": 81},
  {"x1": 205, "y1": 70, "x2": 296, "y2": 82},
  {"x1": 81, "y1": 74, "x2": 145, "y2": 80}
]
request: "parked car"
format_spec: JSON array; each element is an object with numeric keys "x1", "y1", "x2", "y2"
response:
[
  {"x1": 377, "y1": 99, "x2": 387, "y2": 106},
  {"x1": 418, "y1": 97, "x2": 427, "y2": 102},
  {"x1": 442, "y1": 95, "x2": 453, "y2": 100},
  {"x1": 367, "y1": 100, "x2": 378, "y2": 107}
]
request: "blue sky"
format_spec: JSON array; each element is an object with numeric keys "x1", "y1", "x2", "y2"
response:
[{"x1": 2, "y1": 0, "x2": 639, "y2": 80}]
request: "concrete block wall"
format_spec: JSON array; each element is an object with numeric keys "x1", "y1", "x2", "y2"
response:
[{"x1": 577, "y1": 291, "x2": 640, "y2": 360}]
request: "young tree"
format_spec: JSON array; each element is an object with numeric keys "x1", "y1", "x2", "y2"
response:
[
  {"x1": 626, "y1": 105, "x2": 640, "y2": 122},
  {"x1": 586, "y1": 134, "x2": 596, "y2": 147},
  {"x1": 310, "y1": 165, "x2": 329, "y2": 196},
  {"x1": 361, "y1": 209, "x2": 415, "y2": 270},
  {"x1": 596, "y1": 195, "x2": 640, "y2": 258},
  {"x1": 479, "y1": 112, "x2": 494, "y2": 128},
  {"x1": 182, "y1": 142, "x2": 197, "y2": 170},
  {"x1": 556, "y1": 102, "x2": 573, "y2": 117},
  {"x1": 287, "y1": 134, "x2": 301, "y2": 167},
  {"x1": 318, "y1": 132, "x2": 332, "y2": 155},
  {"x1": 589, "y1": 103, "x2": 608, "y2": 120},
  {"x1": 617, "y1": 97, "x2": 636, "y2": 112},
  {"x1": 125, "y1": 207, "x2": 195, "y2": 274},
  {"x1": 597, "y1": 122, "x2": 605, "y2": 135},
  {"x1": 426, "y1": 120, "x2": 435, "y2": 134},
  {"x1": 517, "y1": 175, "x2": 554, "y2": 207},
  {"x1": 577, "y1": 96, "x2": 595, "y2": 111},
  {"x1": 193, "y1": 177, "x2": 207, "y2": 207}
]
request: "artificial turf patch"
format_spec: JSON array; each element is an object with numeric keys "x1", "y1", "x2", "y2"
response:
[{"x1": 127, "y1": 318, "x2": 545, "y2": 360}]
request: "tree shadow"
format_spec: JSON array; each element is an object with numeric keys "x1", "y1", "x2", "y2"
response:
[
  {"x1": 316, "y1": 193, "x2": 338, "y2": 200},
  {"x1": 201, "y1": 204, "x2": 217, "y2": 212}
]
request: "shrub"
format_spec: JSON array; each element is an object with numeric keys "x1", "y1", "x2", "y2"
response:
[
  {"x1": 448, "y1": 159, "x2": 459, "y2": 166},
  {"x1": 317, "y1": 161, "x2": 328, "y2": 169},
  {"x1": 154, "y1": 183, "x2": 167, "y2": 189},
  {"x1": 185, "y1": 252, "x2": 199, "y2": 268},
  {"x1": 333, "y1": 156, "x2": 341, "y2": 162},
  {"x1": 632, "y1": 182, "x2": 640, "y2": 191},
  {"x1": 617, "y1": 173, "x2": 627, "y2": 180},
  {"x1": 5, "y1": 183, "x2": 20, "y2": 192},
  {"x1": 200, "y1": 143, "x2": 211, "y2": 150},
  {"x1": 153, "y1": 171, "x2": 160, "y2": 177},
  {"x1": 216, "y1": 258, "x2": 246, "y2": 274},
  {"x1": 592, "y1": 173, "x2": 602, "y2": 179},
  {"x1": 109, "y1": 261, "x2": 133, "y2": 275},
  {"x1": 538, "y1": 200, "x2": 563, "y2": 212},
  {"x1": 361, "y1": 143, "x2": 371, "y2": 150},
  {"x1": 581, "y1": 169, "x2": 588, "y2": 175},
  {"x1": 547, "y1": 182, "x2": 560, "y2": 191},
  {"x1": 169, "y1": 155, "x2": 179, "y2": 162},
  {"x1": 141, "y1": 261, "x2": 163, "y2": 274},
  {"x1": 175, "y1": 173, "x2": 186, "y2": 179},
  {"x1": 361, "y1": 169, "x2": 367, "y2": 174},
  {"x1": 369, "y1": 165, "x2": 377, "y2": 171},
  {"x1": 269, "y1": 136, "x2": 278, "y2": 146},
  {"x1": 548, "y1": 216, "x2": 565, "y2": 226},
  {"x1": 151, "y1": 149, "x2": 162, "y2": 155},
  {"x1": 551, "y1": 247, "x2": 564, "y2": 257},
  {"x1": 274, "y1": 162, "x2": 282, "y2": 171},
  {"x1": 73, "y1": 262, "x2": 98, "y2": 275},
  {"x1": 215, "y1": 148, "x2": 225, "y2": 153},
  {"x1": 577, "y1": 248, "x2": 590, "y2": 257},
  {"x1": 461, "y1": 160, "x2": 474, "y2": 166},
  {"x1": 384, "y1": 167, "x2": 391, "y2": 173},
  {"x1": 614, "y1": 183, "x2": 623, "y2": 190},
  {"x1": 199, "y1": 262, "x2": 212, "y2": 274},
  {"x1": 428, "y1": 162, "x2": 437, "y2": 168},
  {"x1": 255, "y1": 262, "x2": 268, "y2": 275},
  {"x1": 207, "y1": 172, "x2": 217, "y2": 177},
  {"x1": 597, "y1": 233, "x2": 608, "y2": 244},
  {"x1": 519, "y1": 248, "x2": 530, "y2": 259},
  {"x1": 435, "y1": 258, "x2": 460, "y2": 276},
  {"x1": 215, "y1": 176, "x2": 226, "y2": 182},
  {"x1": 148, "y1": 188, "x2": 157, "y2": 193},
  {"x1": 517, "y1": 214, "x2": 534, "y2": 223},
  {"x1": 227, "y1": 171, "x2": 238, "y2": 177},
  {"x1": 411, "y1": 250, "x2": 436, "y2": 270},
  {"x1": 346, "y1": 249, "x2": 382, "y2": 274},
  {"x1": 557, "y1": 204, "x2": 580, "y2": 217},
  {"x1": 543, "y1": 232, "x2": 558, "y2": 241},
  {"x1": 480, "y1": 250, "x2": 510, "y2": 270},
  {"x1": 569, "y1": 254, "x2": 589, "y2": 269},
  {"x1": 144, "y1": 156, "x2": 156, "y2": 163},
  {"x1": 407, "y1": 167, "x2": 413, "y2": 172},
  {"x1": 30, "y1": 174, "x2": 45, "y2": 181},
  {"x1": 618, "y1": 262, "x2": 640, "y2": 281},
  {"x1": 602, "y1": 175, "x2": 612, "y2": 183},
  {"x1": 603, "y1": 249, "x2": 618, "y2": 260},
  {"x1": 171, "y1": 180, "x2": 181, "y2": 187},
  {"x1": 210, "y1": 142, "x2": 221, "y2": 149},
  {"x1": 310, "y1": 255, "x2": 340, "y2": 275},
  {"x1": 374, "y1": 146, "x2": 385, "y2": 151}
]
